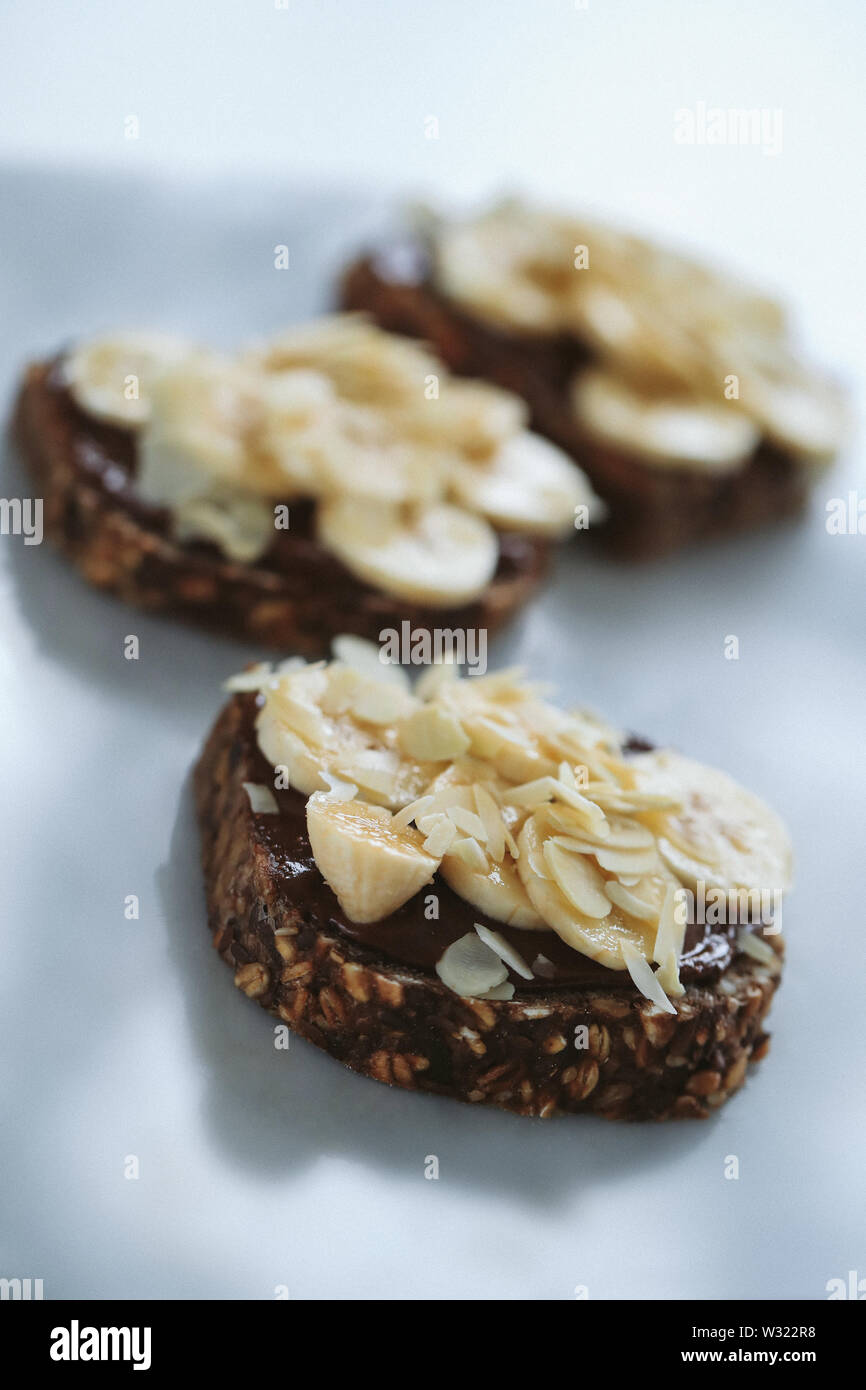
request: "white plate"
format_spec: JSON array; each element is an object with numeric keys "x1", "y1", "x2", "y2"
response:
[{"x1": 1, "y1": 170, "x2": 864, "y2": 1301}]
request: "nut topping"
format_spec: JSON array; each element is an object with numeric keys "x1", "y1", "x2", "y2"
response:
[
  {"x1": 242, "y1": 641, "x2": 793, "y2": 1010},
  {"x1": 64, "y1": 316, "x2": 599, "y2": 590},
  {"x1": 432, "y1": 201, "x2": 848, "y2": 472}
]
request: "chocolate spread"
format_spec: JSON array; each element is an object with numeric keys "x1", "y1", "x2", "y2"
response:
[
  {"x1": 240, "y1": 698, "x2": 748, "y2": 992},
  {"x1": 46, "y1": 357, "x2": 541, "y2": 597}
]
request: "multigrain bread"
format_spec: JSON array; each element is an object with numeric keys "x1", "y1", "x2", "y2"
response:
[
  {"x1": 194, "y1": 656, "x2": 788, "y2": 1120},
  {"x1": 14, "y1": 361, "x2": 547, "y2": 652},
  {"x1": 13, "y1": 318, "x2": 595, "y2": 651}
]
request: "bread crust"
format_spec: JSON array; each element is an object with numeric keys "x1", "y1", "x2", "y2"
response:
[
  {"x1": 341, "y1": 256, "x2": 810, "y2": 560},
  {"x1": 13, "y1": 362, "x2": 548, "y2": 653},
  {"x1": 195, "y1": 695, "x2": 784, "y2": 1120}
]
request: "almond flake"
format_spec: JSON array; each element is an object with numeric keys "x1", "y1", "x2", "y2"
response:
[
  {"x1": 736, "y1": 928, "x2": 780, "y2": 968},
  {"x1": 473, "y1": 922, "x2": 533, "y2": 979},
  {"x1": 399, "y1": 704, "x2": 469, "y2": 760},
  {"x1": 332, "y1": 634, "x2": 410, "y2": 688},
  {"x1": 604, "y1": 880, "x2": 662, "y2": 924},
  {"x1": 653, "y1": 883, "x2": 687, "y2": 965},
  {"x1": 532, "y1": 954, "x2": 556, "y2": 979},
  {"x1": 593, "y1": 845, "x2": 658, "y2": 877},
  {"x1": 318, "y1": 770, "x2": 359, "y2": 803},
  {"x1": 477, "y1": 981, "x2": 515, "y2": 1001},
  {"x1": 445, "y1": 805, "x2": 488, "y2": 839},
  {"x1": 620, "y1": 941, "x2": 676, "y2": 1014},
  {"x1": 224, "y1": 664, "x2": 276, "y2": 692},
  {"x1": 242, "y1": 782, "x2": 279, "y2": 815},
  {"x1": 415, "y1": 659, "x2": 459, "y2": 700},
  {"x1": 543, "y1": 839, "x2": 610, "y2": 919},
  {"x1": 473, "y1": 784, "x2": 506, "y2": 863},
  {"x1": 447, "y1": 837, "x2": 490, "y2": 874},
  {"x1": 422, "y1": 815, "x2": 458, "y2": 858},
  {"x1": 391, "y1": 795, "x2": 435, "y2": 830},
  {"x1": 436, "y1": 933, "x2": 508, "y2": 997}
]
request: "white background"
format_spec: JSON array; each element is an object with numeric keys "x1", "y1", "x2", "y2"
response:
[{"x1": 1, "y1": 1, "x2": 864, "y2": 1301}]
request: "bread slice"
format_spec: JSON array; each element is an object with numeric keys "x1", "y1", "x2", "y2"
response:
[
  {"x1": 194, "y1": 693, "x2": 784, "y2": 1120},
  {"x1": 341, "y1": 254, "x2": 811, "y2": 560},
  {"x1": 13, "y1": 360, "x2": 548, "y2": 653}
]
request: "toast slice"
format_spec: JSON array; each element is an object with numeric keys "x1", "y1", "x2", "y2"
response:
[
  {"x1": 195, "y1": 688, "x2": 784, "y2": 1121},
  {"x1": 340, "y1": 216, "x2": 844, "y2": 560},
  {"x1": 13, "y1": 359, "x2": 550, "y2": 653}
]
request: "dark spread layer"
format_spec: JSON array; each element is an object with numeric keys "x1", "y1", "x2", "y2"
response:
[
  {"x1": 43, "y1": 357, "x2": 542, "y2": 597},
  {"x1": 238, "y1": 695, "x2": 753, "y2": 993}
]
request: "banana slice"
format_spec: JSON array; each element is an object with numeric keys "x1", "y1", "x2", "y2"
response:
[
  {"x1": 440, "y1": 852, "x2": 545, "y2": 930},
  {"x1": 306, "y1": 795, "x2": 439, "y2": 923},
  {"x1": 630, "y1": 749, "x2": 793, "y2": 896},
  {"x1": 395, "y1": 377, "x2": 527, "y2": 456},
  {"x1": 434, "y1": 213, "x2": 566, "y2": 334},
  {"x1": 139, "y1": 356, "x2": 281, "y2": 495},
  {"x1": 516, "y1": 814, "x2": 655, "y2": 969},
  {"x1": 743, "y1": 371, "x2": 848, "y2": 463},
  {"x1": 571, "y1": 369, "x2": 759, "y2": 473},
  {"x1": 136, "y1": 357, "x2": 283, "y2": 562},
  {"x1": 316, "y1": 499, "x2": 499, "y2": 607},
  {"x1": 418, "y1": 764, "x2": 545, "y2": 928},
  {"x1": 63, "y1": 331, "x2": 194, "y2": 428},
  {"x1": 449, "y1": 430, "x2": 597, "y2": 537}
]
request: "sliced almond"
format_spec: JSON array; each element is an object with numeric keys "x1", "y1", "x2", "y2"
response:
[
  {"x1": 542, "y1": 839, "x2": 610, "y2": 919},
  {"x1": 591, "y1": 844, "x2": 659, "y2": 877},
  {"x1": 223, "y1": 663, "x2": 275, "y2": 692},
  {"x1": 516, "y1": 816, "x2": 651, "y2": 968},
  {"x1": 446, "y1": 805, "x2": 488, "y2": 839},
  {"x1": 472, "y1": 784, "x2": 506, "y2": 863},
  {"x1": 435, "y1": 933, "x2": 508, "y2": 998},
  {"x1": 398, "y1": 705, "x2": 470, "y2": 761},
  {"x1": 391, "y1": 794, "x2": 435, "y2": 830},
  {"x1": 242, "y1": 782, "x2": 279, "y2": 815},
  {"x1": 479, "y1": 981, "x2": 516, "y2": 1001},
  {"x1": 463, "y1": 714, "x2": 552, "y2": 784},
  {"x1": 603, "y1": 879, "x2": 662, "y2": 924},
  {"x1": 737, "y1": 928, "x2": 780, "y2": 968},
  {"x1": 657, "y1": 836, "x2": 725, "y2": 893},
  {"x1": 447, "y1": 837, "x2": 490, "y2": 874},
  {"x1": 421, "y1": 814, "x2": 459, "y2": 858},
  {"x1": 620, "y1": 941, "x2": 676, "y2": 1014},
  {"x1": 473, "y1": 923, "x2": 533, "y2": 979},
  {"x1": 331, "y1": 634, "x2": 411, "y2": 689}
]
